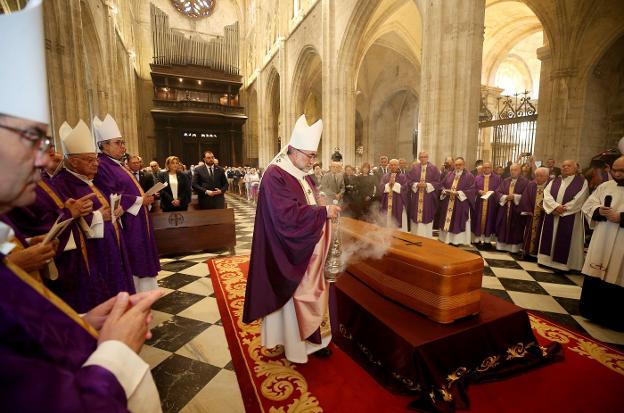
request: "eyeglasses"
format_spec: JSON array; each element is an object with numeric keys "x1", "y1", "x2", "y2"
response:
[
  {"x1": 294, "y1": 148, "x2": 317, "y2": 160},
  {"x1": 0, "y1": 123, "x2": 51, "y2": 153}
]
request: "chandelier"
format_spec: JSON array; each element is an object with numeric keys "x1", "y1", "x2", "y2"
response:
[{"x1": 171, "y1": 0, "x2": 216, "y2": 18}]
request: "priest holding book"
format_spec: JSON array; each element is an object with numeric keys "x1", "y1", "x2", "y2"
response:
[{"x1": 93, "y1": 114, "x2": 160, "y2": 292}]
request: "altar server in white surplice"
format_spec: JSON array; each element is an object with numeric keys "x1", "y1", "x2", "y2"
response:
[{"x1": 579, "y1": 155, "x2": 624, "y2": 330}]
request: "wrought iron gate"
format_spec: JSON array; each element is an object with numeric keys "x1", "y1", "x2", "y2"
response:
[{"x1": 478, "y1": 91, "x2": 537, "y2": 167}]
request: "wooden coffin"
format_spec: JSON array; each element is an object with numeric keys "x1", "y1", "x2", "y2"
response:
[
  {"x1": 152, "y1": 208, "x2": 236, "y2": 256},
  {"x1": 339, "y1": 217, "x2": 483, "y2": 323}
]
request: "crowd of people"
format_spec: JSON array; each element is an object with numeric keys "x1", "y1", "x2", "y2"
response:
[
  {"x1": 301, "y1": 151, "x2": 623, "y2": 331},
  {"x1": 1, "y1": 3, "x2": 164, "y2": 409},
  {"x1": 1, "y1": 4, "x2": 622, "y2": 411}
]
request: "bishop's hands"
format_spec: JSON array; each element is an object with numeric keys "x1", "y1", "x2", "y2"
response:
[
  {"x1": 142, "y1": 194, "x2": 155, "y2": 206},
  {"x1": 389, "y1": 173, "x2": 397, "y2": 187},
  {"x1": 97, "y1": 290, "x2": 164, "y2": 353},
  {"x1": 553, "y1": 205, "x2": 567, "y2": 216},
  {"x1": 6, "y1": 236, "x2": 59, "y2": 272},
  {"x1": 326, "y1": 204, "x2": 342, "y2": 219},
  {"x1": 66, "y1": 193, "x2": 96, "y2": 218}
]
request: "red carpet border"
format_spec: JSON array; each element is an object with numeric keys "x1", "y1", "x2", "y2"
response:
[{"x1": 208, "y1": 256, "x2": 624, "y2": 413}]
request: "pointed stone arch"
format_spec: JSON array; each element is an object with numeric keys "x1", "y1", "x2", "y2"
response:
[
  {"x1": 334, "y1": 0, "x2": 423, "y2": 165},
  {"x1": 265, "y1": 66, "x2": 281, "y2": 156}
]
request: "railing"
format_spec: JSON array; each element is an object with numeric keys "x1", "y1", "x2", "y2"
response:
[{"x1": 152, "y1": 99, "x2": 245, "y2": 115}]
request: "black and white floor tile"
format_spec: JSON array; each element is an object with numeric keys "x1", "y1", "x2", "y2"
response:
[{"x1": 143, "y1": 194, "x2": 624, "y2": 413}]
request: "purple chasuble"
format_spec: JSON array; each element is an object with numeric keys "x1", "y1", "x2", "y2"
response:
[
  {"x1": 471, "y1": 173, "x2": 502, "y2": 237},
  {"x1": 0, "y1": 259, "x2": 129, "y2": 412},
  {"x1": 243, "y1": 164, "x2": 327, "y2": 326},
  {"x1": 52, "y1": 169, "x2": 135, "y2": 312},
  {"x1": 519, "y1": 180, "x2": 548, "y2": 255},
  {"x1": 93, "y1": 155, "x2": 160, "y2": 278},
  {"x1": 378, "y1": 172, "x2": 408, "y2": 227},
  {"x1": 7, "y1": 174, "x2": 72, "y2": 239},
  {"x1": 406, "y1": 163, "x2": 440, "y2": 225},
  {"x1": 539, "y1": 175, "x2": 585, "y2": 264},
  {"x1": 495, "y1": 176, "x2": 529, "y2": 245},
  {"x1": 438, "y1": 171, "x2": 477, "y2": 234}
]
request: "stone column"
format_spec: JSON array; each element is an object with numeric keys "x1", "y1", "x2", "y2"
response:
[
  {"x1": 533, "y1": 45, "x2": 553, "y2": 163},
  {"x1": 418, "y1": 0, "x2": 485, "y2": 166},
  {"x1": 479, "y1": 84, "x2": 504, "y2": 163}
]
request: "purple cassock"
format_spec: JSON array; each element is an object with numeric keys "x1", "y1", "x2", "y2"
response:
[
  {"x1": 242, "y1": 164, "x2": 328, "y2": 343},
  {"x1": 406, "y1": 163, "x2": 440, "y2": 225},
  {"x1": 379, "y1": 172, "x2": 408, "y2": 227},
  {"x1": 0, "y1": 258, "x2": 129, "y2": 411},
  {"x1": 471, "y1": 174, "x2": 502, "y2": 238},
  {"x1": 94, "y1": 155, "x2": 160, "y2": 279},
  {"x1": 539, "y1": 175, "x2": 585, "y2": 265},
  {"x1": 7, "y1": 174, "x2": 76, "y2": 260},
  {"x1": 52, "y1": 169, "x2": 135, "y2": 312},
  {"x1": 495, "y1": 176, "x2": 529, "y2": 247},
  {"x1": 438, "y1": 170, "x2": 477, "y2": 233},
  {"x1": 519, "y1": 180, "x2": 548, "y2": 256},
  {"x1": 7, "y1": 173, "x2": 71, "y2": 237}
]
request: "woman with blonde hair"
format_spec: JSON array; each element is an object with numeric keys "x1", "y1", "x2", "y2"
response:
[{"x1": 159, "y1": 155, "x2": 191, "y2": 211}]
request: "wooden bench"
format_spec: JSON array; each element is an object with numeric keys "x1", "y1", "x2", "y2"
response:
[{"x1": 152, "y1": 207, "x2": 236, "y2": 256}]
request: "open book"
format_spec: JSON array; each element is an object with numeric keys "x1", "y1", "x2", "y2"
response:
[
  {"x1": 42, "y1": 216, "x2": 74, "y2": 245},
  {"x1": 145, "y1": 181, "x2": 168, "y2": 196}
]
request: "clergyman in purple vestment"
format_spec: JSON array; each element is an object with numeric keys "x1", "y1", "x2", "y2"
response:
[
  {"x1": 406, "y1": 152, "x2": 440, "y2": 238},
  {"x1": 51, "y1": 120, "x2": 135, "y2": 312},
  {"x1": 438, "y1": 158, "x2": 477, "y2": 246},
  {"x1": 0, "y1": 7, "x2": 162, "y2": 408},
  {"x1": 519, "y1": 167, "x2": 550, "y2": 258},
  {"x1": 538, "y1": 160, "x2": 589, "y2": 271},
  {"x1": 7, "y1": 155, "x2": 96, "y2": 287},
  {"x1": 242, "y1": 115, "x2": 340, "y2": 364},
  {"x1": 471, "y1": 162, "x2": 502, "y2": 244},
  {"x1": 495, "y1": 164, "x2": 529, "y2": 253},
  {"x1": 93, "y1": 114, "x2": 160, "y2": 292},
  {"x1": 379, "y1": 159, "x2": 408, "y2": 231}
]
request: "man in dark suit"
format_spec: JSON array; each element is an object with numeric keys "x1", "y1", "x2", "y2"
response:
[
  {"x1": 374, "y1": 155, "x2": 389, "y2": 183},
  {"x1": 192, "y1": 150, "x2": 228, "y2": 209},
  {"x1": 128, "y1": 154, "x2": 154, "y2": 193}
]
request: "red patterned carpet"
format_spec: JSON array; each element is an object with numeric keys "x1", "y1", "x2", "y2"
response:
[{"x1": 208, "y1": 256, "x2": 624, "y2": 413}]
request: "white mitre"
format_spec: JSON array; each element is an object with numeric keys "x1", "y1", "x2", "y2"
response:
[
  {"x1": 266, "y1": 115, "x2": 323, "y2": 169},
  {"x1": 619, "y1": 136, "x2": 624, "y2": 155},
  {"x1": 60, "y1": 120, "x2": 97, "y2": 155},
  {"x1": 0, "y1": 0, "x2": 49, "y2": 124},
  {"x1": 93, "y1": 114, "x2": 122, "y2": 143},
  {"x1": 288, "y1": 115, "x2": 323, "y2": 151}
]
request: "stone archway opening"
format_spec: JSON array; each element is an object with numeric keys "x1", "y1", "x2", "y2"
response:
[
  {"x1": 479, "y1": 0, "x2": 545, "y2": 166},
  {"x1": 350, "y1": 0, "x2": 422, "y2": 167},
  {"x1": 291, "y1": 47, "x2": 323, "y2": 161}
]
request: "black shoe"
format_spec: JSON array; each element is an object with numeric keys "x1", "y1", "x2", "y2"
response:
[{"x1": 312, "y1": 347, "x2": 332, "y2": 358}]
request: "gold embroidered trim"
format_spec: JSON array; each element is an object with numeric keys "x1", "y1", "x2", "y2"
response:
[
  {"x1": 443, "y1": 173, "x2": 462, "y2": 232},
  {"x1": 480, "y1": 175, "x2": 490, "y2": 235},
  {"x1": 417, "y1": 166, "x2": 427, "y2": 223},
  {"x1": 213, "y1": 257, "x2": 322, "y2": 412},
  {"x1": 529, "y1": 314, "x2": 624, "y2": 377},
  {"x1": 4, "y1": 259, "x2": 98, "y2": 338}
]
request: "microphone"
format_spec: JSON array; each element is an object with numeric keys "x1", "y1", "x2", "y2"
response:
[{"x1": 604, "y1": 195, "x2": 612, "y2": 208}]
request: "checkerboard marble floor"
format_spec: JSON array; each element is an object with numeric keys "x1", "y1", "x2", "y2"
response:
[{"x1": 143, "y1": 194, "x2": 624, "y2": 413}]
